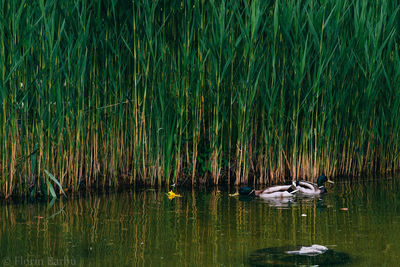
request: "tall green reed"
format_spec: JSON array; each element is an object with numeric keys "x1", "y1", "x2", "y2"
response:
[{"x1": 0, "y1": 0, "x2": 399, "y2": 197}]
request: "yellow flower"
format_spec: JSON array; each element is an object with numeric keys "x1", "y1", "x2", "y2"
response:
[{"x1": 167, "y1": 190, "x2": 182, "y2": 200}]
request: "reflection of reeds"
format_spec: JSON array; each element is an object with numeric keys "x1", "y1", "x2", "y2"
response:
[
  {"x1": 0, "y1": 183, "x2": 400, "y2": 265},
  {"x1": 1, "y1": 1, "x2": 400, "y2": 197}
]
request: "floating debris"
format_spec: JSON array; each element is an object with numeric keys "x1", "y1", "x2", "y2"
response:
[
  {"x1": 286, "y1": 244, "x2": 328, "y2": 255},
  {"x1": 249, "y1": 245, "x2": 351, "y2": 266},
  {"x1": 167, "y1": 190, "x2": 182, "y2": 200}
]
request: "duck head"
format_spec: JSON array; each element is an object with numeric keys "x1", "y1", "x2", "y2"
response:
[
  {"x1": 239, "y1": 186, "x2": 255, "y2": 196},
  {"x1": 317, "y1": 175, "x2": 334, "y2": 187}
]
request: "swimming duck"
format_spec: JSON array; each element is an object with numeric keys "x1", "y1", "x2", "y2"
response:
[
  {"x1": 239, "y1": 183, "x2": 298, "y2": 199},
  {"x1": 295, "y1": 175, "x2": 334, "y2": 195}
]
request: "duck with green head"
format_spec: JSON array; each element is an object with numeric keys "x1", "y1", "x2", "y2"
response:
[
  {"x1": 295, "y1": 175, "x2": 334, "y2": 195},
  {"x1": 239, "y1": 183, "x2": 298, "y2": 199}
]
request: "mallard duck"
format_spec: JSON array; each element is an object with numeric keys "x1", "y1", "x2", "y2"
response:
[
  {"x1": 239, "y1": 183, "x2": 298, "y2": 199},
  {"x1": 295, "y1": 175, "x2": 334, "y2": 195}
]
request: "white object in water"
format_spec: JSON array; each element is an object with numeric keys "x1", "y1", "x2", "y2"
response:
[{"x1": 286, "y1": 244, "x2": 328, "y2": 256}]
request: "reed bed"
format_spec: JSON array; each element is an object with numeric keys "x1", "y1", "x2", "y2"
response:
[{"x1": 0, "y1": 0, "x2": 400, "y2": 197}]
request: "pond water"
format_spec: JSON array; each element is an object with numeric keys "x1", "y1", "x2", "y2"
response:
[{"x1": 1, "y1": 177, "x2": 400, "y2": 266}]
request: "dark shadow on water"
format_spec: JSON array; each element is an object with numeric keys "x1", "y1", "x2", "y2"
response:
[
  {"x1": 249, "y1": 246, "x2": 352, "y2": 266},
  {"x1": 239, "y1": 195, "x2": 255, "y2": 202}
]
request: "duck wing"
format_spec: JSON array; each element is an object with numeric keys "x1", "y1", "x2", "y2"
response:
[
  {"x1": 297, "y1": 181, "x2": 319, "y2": 194},
  {"x1": 261, "y1": 185, "x2": 292, "y2": 194}
]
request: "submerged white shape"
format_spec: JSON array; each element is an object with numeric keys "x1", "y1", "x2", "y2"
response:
[
  {"x1": 310, "y1": 244, "x2": 328, "y2": 251},
  {"x1": 286, "y1": 244, "x2": 328, "y2": 256}
]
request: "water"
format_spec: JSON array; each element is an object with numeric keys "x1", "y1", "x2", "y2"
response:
[{"x1": 1, "y1": 177, "x2": 400, "y2": 266}]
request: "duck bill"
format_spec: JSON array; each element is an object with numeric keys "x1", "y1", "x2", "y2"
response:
[{"x1": 327, "y1": 180, "x2": 334, "y2": 184}]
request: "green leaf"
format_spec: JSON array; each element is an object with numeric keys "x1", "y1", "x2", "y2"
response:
[
  {"x1": 44, "y1": 170, "x2": 67, "y2": 197},
  {"x1": 273, "y1": 1, "x2": 279, "y2": 39},
  {"x1": 46, "y1": 179, "x2": 57, "y2": 199}
]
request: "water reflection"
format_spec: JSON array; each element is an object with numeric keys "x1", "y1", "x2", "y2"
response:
[
  {"x1": 257, "y1": 197, "x2": 297, "y2": 208},
  {"x1": 0, "y1": 178, "x2": 399, "y2": 266}
]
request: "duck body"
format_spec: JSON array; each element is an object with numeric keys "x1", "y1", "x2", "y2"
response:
[
  {"x1": 296, "y1": 181, "x2": 324, "y2": 195},
  {"x1": 239, "y1": 183, "x2": 298, "y2": 198},
  {"x1": 258, "y1": 184, "x2": 298, "y2": 198},
  {"x1": 295, "y1": 175, "x2": 334, "y2": 195},
  {"x1": 258, "y1": 189, "x2": 296, "y2": 198}
]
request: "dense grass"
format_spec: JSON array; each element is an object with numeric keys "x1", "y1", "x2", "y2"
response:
[{"x1": 0, "y1": 0, "x2": 400, "y2": 197}]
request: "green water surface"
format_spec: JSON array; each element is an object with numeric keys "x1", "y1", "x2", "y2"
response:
[{"x1": 1, "y1": 177, "x2": 400, "y2": 266}]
